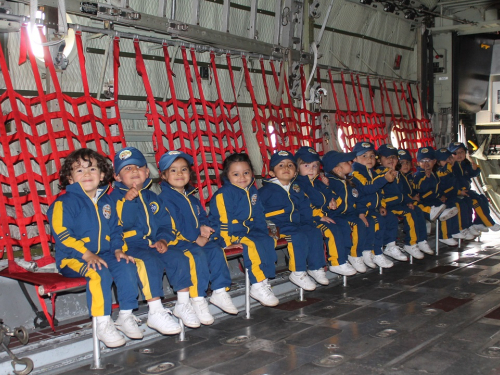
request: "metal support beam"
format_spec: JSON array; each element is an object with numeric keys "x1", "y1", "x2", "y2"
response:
[
  {"x1": 157, "y1": 0, "x2": 166, "y2": 18},
  {"x1": 192, "y1": 0, "x2": 201, "y2": 25},
  {"x1": 221, "y1": 0, "x2": 230, "y2": 33},
  {"x1": 274, "y1": 0, "x2": 282, "y2": 45},
  {"x1": 248, "y1": 0, "x2": 258, "y2": 40},
  {"x1": 430, "y1": 20, "x2": 500, "y2": 35}
]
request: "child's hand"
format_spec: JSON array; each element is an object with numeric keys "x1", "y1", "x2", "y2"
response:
[
  {"x1": 359, "y1": 214, "x2": 369, "y2": 227},
  {"x1": 458, "y1": 189, "x2": 469, "y2": 197},
  {"x1": 412, "y1": 194, "x2": 420, "y2": 202},
  {"x1": 467, "y1": 155, "x2": 478, "y2": 170},
  {"x1": 407, "y1": 203, "x2": 415, "y2": 210},
  {"x1": 384, "y1": 170, "x2": 397, "y2": 183},
  {"x1": 321, "y1": 174, "x2": 329, "y2": 186},
  {"x1": 379, "y1": 207, "x2": 387, "y2": 216},
  {"x1": 115, "y1": 249, "x2": 135, "y2": 263},
  {"x1": 82, "y1": 251, "x2": 108, "y2": 270},
  {"x1": 328, "y1": 198, "x2": 337, "y2": 210},
  {"x1": 124, "y1": 183, "x2": 140, "y2": 201},
  {"x1": 440, "y1": 196, "x2": 447, "y2": 202},
  {"x1": 225, "y1": 243, "x2": 242, "y2": 250},
  {"x1": 200, "y1": 225, "x2": 214, "y2": 238},
  {"x1": 196, "y1": 235, "x2": 209, "y2": 247},
  {"x1": 150, "y1": 240, "x2": 168, "y2": 254},
  {"x1": 320, "y1": 216, "x2": 336, "y2": 224}
]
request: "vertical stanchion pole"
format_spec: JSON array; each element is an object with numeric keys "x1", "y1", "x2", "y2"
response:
[
  {"x1": 343, "y1": 275, "x2": 347, "y2": 287},
  {"x1": 90, "y1": 317, "x2": 104, "y2": 370},
  {"x1": 435, "y1": 220, "x2": 439, "y2": 256},
  {"x1": 379, "y1": 267, "x2": 383, "y2": 275},
  {"x1": 299, "y1": 288, "x2": 304, "y2": 302},
  {"x1": 245, "y1": 268, "x2": 251, "y2": 319},
  {"x1": 410, "y1": 255, "x2": 413, "y2": 265},
  {"x1": 178, "y1": 319, "x2": 186, "y2": 342},
  {"x1": 458, "y1": 238, "x2": 462, "y2": 248}
]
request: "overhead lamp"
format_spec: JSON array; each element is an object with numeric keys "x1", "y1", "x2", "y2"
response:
[
  {"x1": 404, "y1": 9, "x2": 416, "y2": 19},
  {"x1": 360, "y1": 0, "x2": 373, "y2": 4},
  {"x1": 383, "y1": 2, "x2": 395, "y2": 12}
]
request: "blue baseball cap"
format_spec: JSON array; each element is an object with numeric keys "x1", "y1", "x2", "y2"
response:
[
  {"x1": 436, "y1": 148, "x2": 453, "y2": 161},
  {"x1": 416, "y1": 146, "x2": 436, "y2": 162},
  {"x1": 397, "y1": 149, "x2": 412, "y2": 161},
  {"x1": 114, "y1": 147, "x2": 147, "y2": 174},
  {"x1": 270, "y1": 150, "x2": 296, "y2": 168},
  {"x1": 322, "y1": 150, "x2": 356, "y2": 172},
  {"x1": 377, "y1": 144, "x2": 398, "y2": 158},
  {"x1": 352, "y1": 141, "x2": 376, "y2": 156},
  {"x1": 448, "y1": 141, "x2": 467, "y2": 154},
  {"x1": 294, "y1": 146, "x2": 322, "y2": 164},
  {"x1": 158, "y1": 150, "x2": 194, "y2": 171}
]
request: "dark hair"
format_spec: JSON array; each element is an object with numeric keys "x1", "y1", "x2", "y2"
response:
[
  {"x1": 221, "y1": 153, "x2": 255, "y2": 182},
  {"x1": 58, "y1": 148, "x2": 114, "y2": 190},
  {"x1": 160, "y1": 157, "x2": 197, "y2": 189},
  {"x1": 329, "y1": 170, "x2": 357, "y2": 188}
]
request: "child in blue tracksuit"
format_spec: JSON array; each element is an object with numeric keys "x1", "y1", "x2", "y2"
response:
[
  {"x1": 435, "y1": 148, "x2": 477, "y2": 240},
  {"x1": 375, "y1": 144, "x2": 431, "y2": 259},
  {"x1": 413, "y1": 147, "x2": 462, "y2": 246},
  {"x1": 209, "y1": 153, "x2": 279, "y2": 307},
  {"x1": 48, "y1": 148, "x2": 138, "y2": 348},
  {"x1": 293, "y1": 146, "x2": 356, "y2": 278},
  {"x1": 449, "y1": 141, "x2": 500, "y2": 233},
  {"x1": 351, "y1": 142, "x2": 396, "y2": 269},
  {"x1": 321, "y1": 150, "x2": 372, "y2": 272},
  {"x1": 111, "y1": 147, "x2": 200, "y2": 330},
  {"x1": 158, "y1": 150, "x2": 238, "y2": 322}
]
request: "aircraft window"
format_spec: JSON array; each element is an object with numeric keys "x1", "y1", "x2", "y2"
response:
[
  {"x1": 268, "y1": 123, "x2": 277, "y2": 150},
  {"x1": 337, "y1": 127, "x2": 347, "y2": 152},
  {"x1": 390, "y1": 124, "x2": 400, "y2": 149}
]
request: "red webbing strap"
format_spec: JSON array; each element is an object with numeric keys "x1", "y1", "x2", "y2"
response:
[
  {"x1": 0, "y1": 27, "x2": 51, "y2": 262},
  {"x1": 414, "y1": 83, "x2": 434, "y2": 147},
  {"x1": 225, "y1": 54, "x2": 247, "y2": 153},
  {"x1": 35, "y1": 288, "x2": 57, "y2": 331},
  {"x1": 299, "y1": 66, "x2": 321, "y2": 150}
]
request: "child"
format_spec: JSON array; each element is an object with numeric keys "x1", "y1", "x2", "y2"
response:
[
  {"x1": 435, "y1": 148, "x2": 478, "y2": 240},
  {"x1": 48, "y1": 148, "x2": 139, "y2": 348},
  {"x1": 322, "y1": 150, "x2": 372, "y2": 271},
  {"x1": 413, "y1": 147, "x2": 462, "y2": 246},
  {"x1": 208, "y1": 153, "x2": 279, "y2": 307},
  {"x1": 350, "y1": 142, "x2": 397, "y2": 268},
  {"x1": 110, "y1": 147, "x2": 199, "y2": 330},
  {"x1": 158, "y1": 150, "x2": 238, "y2": 320},
  {"x1": 293, "y1": 146, "x2": 356, "y2": 278},
  {"x1": 449, "y1": 142, "x2": 500, "y2": 232},
  {"x1": 375, "y1": 144, "x2": 430, "y2": 259},
  {"x1": 398, "y1": 149, "x2": 454, "y2": 223}
]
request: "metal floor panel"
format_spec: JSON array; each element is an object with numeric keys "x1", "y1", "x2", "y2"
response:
[{"x1": 11, "y1": 232, "x2": 500, "y2": 375}]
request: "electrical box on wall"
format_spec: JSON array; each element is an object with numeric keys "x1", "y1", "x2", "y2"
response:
[
  {"x1": 433, "y1": 48, "x2": 447, "y2": 74},
  {"x1": 492, "y1": 81, "x2": 500, "y2": 121}
]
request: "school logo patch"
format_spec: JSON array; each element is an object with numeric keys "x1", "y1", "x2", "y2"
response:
[
  {"x1": 352, "y1": 188, "x2": 359, "y2": 198},
  {"x1": 421, "y1": 148, "x2": 428, "y2": 153},
  {"x1": 292, "y1": 184, "x2": 300, "y2": 193},
  {"x1": 386, "y1": 145, "x2": 395, "y2": 149},
  {"x1": 439, "y1": 148, "x2": 447, "y2": 153},
  {"x1": 454, "y1": 142, "x2": 461, "y2": 146},
  {"x1": 119, "y1": 150, "x2": 132, "y2": 160},
  {"x1": 251, "y1": 194, "x2": 258, "y2": 205},
  {"x1": 398, "y1": 150, "x2": 407, "y2": 155},
  {"x1": 102, "y1": 204, "x2": 112, "y2": 219},
  {"x1": 278, "y1": 151, "x2": 290, "y2": 156},
  {"x1": 362, "y1": 142, "x2": 371, "y2": 148},
  {"x1": 308, "y1": 148, "x2": 317, "y2": 154},
  {"x1": 150, "y1": 202, "x2": 159, "y2": 214},
  {"x1": 168, "y1": 150, "x2": 181, "y2": 155}
]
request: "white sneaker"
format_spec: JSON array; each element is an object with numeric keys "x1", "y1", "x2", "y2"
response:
[
  {"x1": 174, "y1": 301, "x2": 201, "y2": 328},
  {"x1": 467, "y1": 226, "x2": 481, "y2": 237},
  {"x1": 96, "y1": 316, "x2": 126, "y2": 348},
  {"x1": 384, "y1": 245, "x2": 408, "y2": 261},
  {"x1": 329, "y1": 263, "x2": 357, "y2": 276},
  {"x1": 418, "y1": 240, "x2": 434, "y2": 255},
  {"x1": 362, "y1": 250, "x2": 377, "y2": 268},
  {"x1": 210, "y1": 290, "x2": 238, "y2": 314},
  {"x1": 250, "y1": 281, "x2": 279, "y2": 306},
  {"x1": 440, "y1": 207, "x2": 458, "y2": 221},
  {"x1": 147, "y1": 308, "x2": 181, "y2": 335},
  {"x1": 472, "y1": 224, "x2": 489, "y2": 233},
  {"x1": 307, "y1": 269, "x2": 329, "y2": 285},
  {"x1": 457, "y1": 229, "x2": 475, "y2": 240},
  {"x1": 403, "y1": 244, "x2": 424, "y2": 259},
  {"x1": 439, "y1": 238, "x2": 458, "y2": 246},
  {"x1": 191, "y1": 298, "x2": 214, "y2": 325},
  {"x1": 348, "y1": 255, "x2": 367, "y2": 273},
  {"x1": 289, "y1": 271, "x2": 317, "y2": 291},
  {"x1": 430, "y1": 204, "x2": 447, "y2": 221},
  {"x1": 452, "y1": 232, "x2": 466, "y2": 239},
  {"x1": 373, "y1": 254, "x2": 394, "y2": 268},
  {"x1": 490, "y1": 224, "x2": 500, "y2": 232},
  {"x1": 115, "y1": 313, "x2": 143, "y2": 339}
]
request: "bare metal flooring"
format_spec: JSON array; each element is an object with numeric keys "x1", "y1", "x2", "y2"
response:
[{"x1": 55, "y1": 233, "x2": 500, "y2": 375}]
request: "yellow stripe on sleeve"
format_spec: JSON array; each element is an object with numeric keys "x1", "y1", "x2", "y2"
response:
[
  {"x1": 216, "y1": 194, "x2": 232, "y2": 246},
  {"x1": 52, "y1": 201, "x2": 88, "y2": 255}
]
